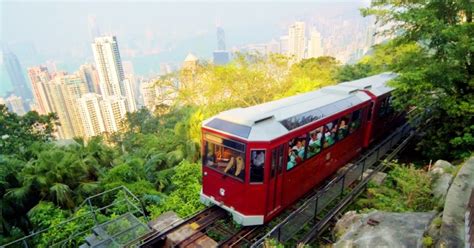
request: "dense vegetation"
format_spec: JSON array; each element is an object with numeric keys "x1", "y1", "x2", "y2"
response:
[
  {"x1": 0, "y1": 55, "x2": 341, "y2": 246},
  {"x1": 1, "y1": 1, "x2": 473, "y2": 245}
]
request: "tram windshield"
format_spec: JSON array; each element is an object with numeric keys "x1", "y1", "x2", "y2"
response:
[{"x1": 203, "y1": 133, "x2": 246, "y2": 181}]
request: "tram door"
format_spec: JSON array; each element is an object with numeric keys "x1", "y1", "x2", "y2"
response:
[{"x1": 267, "y1": 144, "x2": 285, "y2": 213}]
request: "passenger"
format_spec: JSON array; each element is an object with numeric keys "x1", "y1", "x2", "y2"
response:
[
  {"x1": 309, "y1": 132, "x2": 321, "y2": 146},
  {"x1": 224, "y1": 157, "x2": 235, "y2": 173},
  {"x1": 206, "y1": 152, "x2": 216, "y2": 166},
  {"x1": 235, "y1": 156, "x2": 244, "y2": 177},
  {"x1": 324, "y1": 129, "x2": 335, "y2": 147},
  {"x1": 253, "y1": 151, "x2": 265, "y2": 167},
  {"x1": 287, "y1": 148, "x2": 297, "y2": 169},
  {"x1": 337, "y1": 119, "x2": 348, "y2": 140}
]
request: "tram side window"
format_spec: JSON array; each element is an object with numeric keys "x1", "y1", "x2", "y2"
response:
[
  {"x1": 204, "y1": 140, "x2": 245, "y2": 181},
  {"x1": 307, "y1": 126, "x2": 324, "y2": 159},
  {"x1": 378, "y1": 97, "x2": 392, "y2": 117},
  {"x1": 287, "y1": 134, "x2": 307, "y2": 170},
  {"x1": 336, "y1": 114, "x2": 351, "y2": 141},
  {"x1": 349, "y1": 110, "x2": 362, "y2": 134},
  {"x1": 250, "y1": 150, "x2": 265, "y2": 183},
  {"x1": 323, "y1": 120, "x2": 339, "y2": 148}
]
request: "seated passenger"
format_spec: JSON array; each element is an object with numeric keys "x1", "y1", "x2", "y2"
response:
[
  {"x1": 337, "y1": 119, "x2": 348, "y2": 140},
  {"x1": 206, "y1": 152, "x2": 216, "y2": 166},
  {"x1": 223, "y1": 156, "x2": 244, "y2": 178},
  {"x1": 324, "y1": 131, "x2": 335, "y2": 147},
  {"x1": 350, "y1": 120, "x2": 359, "y2": 133},
  {"x1": 287, "y1": 148, "x2": 297, "y2": 170}
]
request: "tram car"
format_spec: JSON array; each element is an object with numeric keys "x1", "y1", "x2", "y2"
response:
[{"x1": 200, "y1": 72, "x2": 401, "y2": 225}]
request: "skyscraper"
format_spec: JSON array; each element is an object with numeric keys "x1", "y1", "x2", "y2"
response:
[
  {"x1": 78, "y1": 93, "x2": 106, "y2": 137},
  {"x1": 28, "y1": 66, "x2": 52, "y2": 114},
  {"x1": 78, "y1": 64, "x2": 100, "y2": 94},
  {"x1": 2, "y1": 48, "x2": 32, "y2": 100},
  {"x1": 44, "y1": 73, "x2": 88, "y2": 139},
  {"x1": 92, "y1": 36, "x2": 125, "y2": 98},
  {"x1": 100, "y1": 96, "x2": 127, "y2": 133},
  {"x1": 216, "y1": 26, "x2": 226, "y2": 50},
  {"x1": 307, "y1": 29, "x2": 323, "y2": 58},
  {"x1": 288, "y1": 22, "x2": 306, "y2": 61},
  {"x1": 213, "y1": 26, "x2": 230, "y2": 65},
  {"x1": 279, "y1": 35, "x2": 289, "y2": 54}
]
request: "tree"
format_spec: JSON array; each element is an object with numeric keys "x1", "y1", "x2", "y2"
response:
[
  {"x1": 0, "y1": 105, "x2": 58, "y2": 158},
  {"x1": 363, "y1": 0, "x2": 474, "y2": 159}
]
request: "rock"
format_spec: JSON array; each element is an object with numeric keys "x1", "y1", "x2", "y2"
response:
[
  {"x1": 431, "y1": 173, "x2": 453, "y2": 200},
  {"x1": 433, "y1": 160, "x2": 453, "y2": 171},
  {"x1": 334, "y1": 211, "x2": 436, "y2": 248},
  {"x1": 362, "y1": 169, "x2": 387, "y2": 185},
  {"x1": 438, "y1": 156, "x2": 474, "y2": 248},
  {"x1": 334, "y1": 211, "x2": 361, "y2": 238}
]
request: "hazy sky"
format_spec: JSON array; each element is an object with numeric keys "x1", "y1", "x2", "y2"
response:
[{"x1": 1, "y1": 1, "x2": 369, "y2": 61}]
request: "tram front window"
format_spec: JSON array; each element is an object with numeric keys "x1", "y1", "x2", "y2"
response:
[{"x1": 204, "y1": 135, "x2": 246, "y2": 181}]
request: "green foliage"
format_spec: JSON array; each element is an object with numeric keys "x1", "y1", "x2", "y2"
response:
[
  {"x1": 356, "y1": 162, "x2": 435, "y2": 212},
  {"x1": 0, "y1": 105, "x2": 58, "y2": 158},
  {"x1": 423, "y1": 236, "x2": 434, "y2": 247},
  {"x1": 362, "y1": 0, "x2": 474, "y2": 160},
  {"x1": 148, "y1": 160, "x2": 204, "y2": 218}
]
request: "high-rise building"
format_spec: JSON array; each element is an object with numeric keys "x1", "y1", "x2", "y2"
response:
[
  {"x1": 78, "y1": 93, "x2": 106, "y2": 137},
  {"x1": 100, "y1": 96, "x2": 127, "y2": 133},
  {"x1": 288, "y1": 22, "x2": 306, "y2": 61},
  {"x1": 307, "y1": 29, "x2": 323, "y2": 58},
  {"x1": 45, "y1": 73, "x2": 88, "y2": 139},
  {"x1": 213, "y1": 26, "x2": 230, "y2": 65},
  {"x1": 216, "y1": 26, "x2": 226, "y2": 50},
  {"x1": 140, "y1": 80, "x2": 158, "y2": 111},
  {"x1": 28, "y1": 66, "x2": 52, "y2": 115},
  {"x1": 123, "y1": 77, "x2": 137, "y2": 112},
  {"x1": 279, "y1": 35, "x2": 289, "y2": 54},
  {"x1": 92, "y1": 36, "x2": 125, "y2": 98},
  {"x1": 2, "y1": 48, "x2": 32, "y2": 100},
  {"x1": 5, "y1": 95, "x2": 26, "y2": 115},
  {"x1": 78, "y1": 64, "x2": 100, "y2": 94}
]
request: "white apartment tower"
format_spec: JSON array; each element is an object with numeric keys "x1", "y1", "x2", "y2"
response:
[
  {"x1": 288, "y1": 22, "x2": 306, "y2": 61},
  {"x1": 92, "y1": 36, "x2": 125, "y2": 98},
  {"x1": 78, "y1": 93, "x2": 106, "y2": 137},
  {"x1": 100, "y1": 96, "x2": 127, "y2": 133},
  {"x1": 92, "y1": 35, "x2": 137, "y2": 116},
  {"x1": 308, "y1": 29, "x2": 323, "y2": 58}
]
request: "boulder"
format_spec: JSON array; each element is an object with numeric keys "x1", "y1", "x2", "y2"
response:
[
  {"x1": 334, "y1": 211, "x2": 436, "y2": 248},
  {"x1": 362, "y1": 169, "x2": 387, "y2": 186},
  {"x1": 431, "y1": 173, "x2": 453, "y2": 200},
  {"x1": 438, "y1": 156, "x2": 474, "y2": 247}
]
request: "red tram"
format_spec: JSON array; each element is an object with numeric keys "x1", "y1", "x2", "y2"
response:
[{"x1": 200, "y1": 73, "x2": 401, "y2": 225}]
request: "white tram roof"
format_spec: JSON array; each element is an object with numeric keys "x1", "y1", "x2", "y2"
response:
[
  {"x1": 203, "y1": 72, "x2": 396, "y2": 142},
  {"x1": 338, "y1": 72, "x2": 397, "y2": 97}
]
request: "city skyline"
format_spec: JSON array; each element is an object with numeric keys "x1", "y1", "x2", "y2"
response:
[{"x1": 1, "y1": 2, "x2": 371, "y2": 86}]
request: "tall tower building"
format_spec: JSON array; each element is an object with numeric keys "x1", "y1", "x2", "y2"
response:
[
  {"x1": 2, "y1": 48, "x2": 32, "y2": 100},
  {"x1": 307, "y1": 29, "x2": 323, "y2": 58},
  {"x1": 123, "y1": 77, "x2": 137, "y2": 112},
  {"x1": 28, "y1": 66, "x2": 52, "y2": 114},
  {"x1": 288, "y1": 22, "x2": 306, "y2": 61},
  {"x1": 100, "y1": 96, "x2": 127, "y2": 133},
  {"x1": 78, "y1": 64, "x2": 100, "y2": 94},
  {"x1": 78, "y1": 93, "x2": 106, "y2": 137},
  {"x1": 213, "y1": 26, "x2": 230, "y2": 65},
  {"x1": 279, "y1": 35, "x2": 289, "y2": 54},
  {"x1": 216, "y1": 26, "x2": 226, "y2": 50},
  {"x1": 91, "y1": 36, "x2": 125, "y2": 98}
]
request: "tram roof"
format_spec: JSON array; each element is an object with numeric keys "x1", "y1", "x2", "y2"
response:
[{"x1": 203, "y1": 72, "x2": 396, "y2": 141}]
